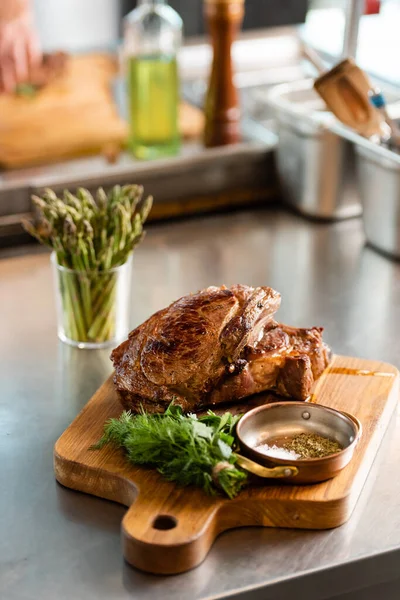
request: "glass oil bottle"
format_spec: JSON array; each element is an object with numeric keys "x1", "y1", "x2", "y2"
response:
[{"x1": 124, "y1": 0, "x2": 183, "y2": 159}]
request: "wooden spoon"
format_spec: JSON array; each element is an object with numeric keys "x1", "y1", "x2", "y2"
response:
[{"x1": 313, "y1": 57, "x2": 383, "y2": 137}]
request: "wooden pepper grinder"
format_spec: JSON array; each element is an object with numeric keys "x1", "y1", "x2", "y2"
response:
[{"x1": 203, "y1": 0, "x2": 245, "y2": 147}]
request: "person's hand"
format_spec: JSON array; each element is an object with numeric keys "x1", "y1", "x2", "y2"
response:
[{"x1": 0, "y1": 5, "x2": 41, "y2": 93}]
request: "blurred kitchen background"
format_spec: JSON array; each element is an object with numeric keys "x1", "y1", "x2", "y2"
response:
[
  {"x1": 34, "y1": 0, "x2": 308, "y2": 49},
  {"x1": 32, "y1": 0, "x2": 399, "y2": 86},
  {"x1": 2, "y1": 0, "x2": 400, "y2": 249}
]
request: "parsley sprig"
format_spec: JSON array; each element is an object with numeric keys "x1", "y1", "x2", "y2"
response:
[{"x1": 92, "y1": 405, "x2": 247, "y2": 498}]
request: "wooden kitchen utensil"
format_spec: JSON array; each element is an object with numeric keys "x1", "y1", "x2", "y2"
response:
[
  {"x1": 54, "y1": 354, "x2": 399, "y2": 575},
  {"x1": 203, "y1": 0, "x2": 245, "y2": 147},
  {"x1": 314, "y1": 58, "x2": 383, "y2": 137}
]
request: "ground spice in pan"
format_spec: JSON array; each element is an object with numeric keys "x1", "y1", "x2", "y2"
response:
[{"x1": 283, "y1": 433, "x2": 342, "y2": 459}]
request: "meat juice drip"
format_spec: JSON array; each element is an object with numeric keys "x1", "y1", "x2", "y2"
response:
[
  {"x1": 326, "y1": 367, "x2": 394, "y2": 377},
  {"x1": 307, "y1": 365, "x2": 395, "y2": 403}
]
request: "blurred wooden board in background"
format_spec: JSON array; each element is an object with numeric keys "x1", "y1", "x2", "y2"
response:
[{"x1": 0, "y1": 54, "x2": 204, "y2": 170}]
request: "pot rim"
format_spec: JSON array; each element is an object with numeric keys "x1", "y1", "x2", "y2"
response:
[{"x1": 236, "y1": 401, "x2": 362, "y2": 466}]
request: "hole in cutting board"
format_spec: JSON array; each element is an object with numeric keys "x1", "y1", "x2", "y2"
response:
[{"x1": 152, "y1": 515, "x2": 178, "y2": 530}]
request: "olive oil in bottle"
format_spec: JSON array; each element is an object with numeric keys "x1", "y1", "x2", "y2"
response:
[
  {"x1": 128, "y1": 54, "x2": 179, "y2": 159},
  {"x1": 124, "y1": 0, "x2": 182, "y2": 160}
]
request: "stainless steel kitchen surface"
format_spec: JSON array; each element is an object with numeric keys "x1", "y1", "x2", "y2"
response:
[{"x1": 2, "y1": 208, "x2": 400, "y2": 600}]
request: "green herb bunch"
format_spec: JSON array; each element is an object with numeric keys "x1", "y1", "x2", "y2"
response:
[
  {"x1": 23, "y1": 185, "x2": 152, "y2": 345},
  {"x1": 92, "y1": 405, "x2": 248, "y2": 499}
]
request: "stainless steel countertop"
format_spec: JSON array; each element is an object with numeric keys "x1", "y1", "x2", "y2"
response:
[{"x1": 2, "y1": 208, "x2": 400, "y2": 600}]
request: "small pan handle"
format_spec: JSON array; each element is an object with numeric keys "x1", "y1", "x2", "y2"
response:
[{"x1": 235, "y1": 454, "x2": 298, "y2": 478}]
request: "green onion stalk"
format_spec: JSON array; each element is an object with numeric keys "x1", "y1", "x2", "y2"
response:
[{"x1": 23, "y1": 185, "x2": 153, "y2": 345}]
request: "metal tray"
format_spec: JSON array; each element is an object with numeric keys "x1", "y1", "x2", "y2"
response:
[
  {"x1": 0, "y1": 28, "x2": 306, "y2": 244},
  {"x1": 331, "y1": 120, "x2": 400, "y2": 260},
  {"x1": 0, "y1": 74, "x2": 288, "y2": 244},
  {"x1": 260, "y1": 79, "x2": 361, "y2": 220},
  {"x1": 258, "y1": 79, "x2": 400, "y2": 221}
]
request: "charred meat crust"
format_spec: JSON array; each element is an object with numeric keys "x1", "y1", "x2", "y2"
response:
[
  {"x1": 111, "y1": 285, "x2": 331, "y2": 413},
  {"x1": 220, "y1": 286, "x2": 281, "y2": 362}
]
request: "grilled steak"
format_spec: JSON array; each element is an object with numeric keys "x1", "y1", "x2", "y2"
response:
[{"x1": 111, "y1": 285, "x2": 331, "y2": 413}]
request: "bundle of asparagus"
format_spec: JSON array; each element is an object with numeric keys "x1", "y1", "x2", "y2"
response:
[{"x1": 23, "y1": 185, "x2": 152, "y2": 345}]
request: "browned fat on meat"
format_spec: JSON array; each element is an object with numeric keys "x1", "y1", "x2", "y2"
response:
[{"x1": 111, "y1": 285, "x2": 332, "y2": 413}]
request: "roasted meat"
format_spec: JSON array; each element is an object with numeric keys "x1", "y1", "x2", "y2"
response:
[{"x1": 111, "y1": 285, "x2": 331, "y2": 413}]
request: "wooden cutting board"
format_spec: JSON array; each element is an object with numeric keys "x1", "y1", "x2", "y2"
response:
[
  {"x1": 0, "y1": 54, "x2": 127, "y2": 169},
  {"x1": 54, "y1": 354, "x2": 399, "y2": 575},
  {"x1": 0, "y1": 54, "x2": 204, "y2": 169}
]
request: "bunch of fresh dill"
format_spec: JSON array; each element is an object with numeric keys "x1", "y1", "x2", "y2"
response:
[{"x1": 92, "y1": 405, "x2": 247, "y2": 498}]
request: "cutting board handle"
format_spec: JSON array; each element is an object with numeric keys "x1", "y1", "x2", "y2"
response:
[{"x1": 121, "y1": 478, "x2": 221, "y2": 574}]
